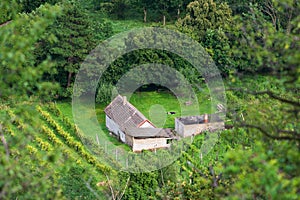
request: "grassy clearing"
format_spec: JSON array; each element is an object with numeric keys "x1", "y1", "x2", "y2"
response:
[
  {"x1": 84, "y1": 7, "x2": 167, "y2": 34},
  {"x1": 57, "y1": 89, "x2": 211, "y2": 155},
  {"x1": 95, "y1": 90, "x2": 211, "y2": 130},
  {"x1": 86, "y1": 8, "x2": 148, "y2": 34},
  {"x1": 58, "y1": 100, "x2": 131, "y2": 150},
  {"x1": 105, "y1": 19, "x2": 177, "y2": 33},
  {"x1": 108, "y1": 19, "x2": 148, "y2": 33},
  {"x1": 128, "y1": 90, "x2": 211, "y2": 128},
  {"x1": 57, "y1": 90, "x2": 212, "y2": 151}
]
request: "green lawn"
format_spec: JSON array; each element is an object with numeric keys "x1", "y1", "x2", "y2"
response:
[
  {"x1": 57, "y1": 90, "x2": 212, "y2": 150},
  {"x1": 105, "y1": 19, "x2": 176, "y2": 34},
  {"x1": 93, "y1": 89, "x2": 212, "y2": 131},
  {"x1": 58, "y1": 90, "x2": 212, "y2": 129},
  {"x1": 108, "y1": 19, "x2": 148, "y2": 33},
  {"x1": 85, "y1": 8, "x2": 170, "y2": 34},
  {"x1": 128, "y1": 90, "x2": 211, "y2": 128},
  {"x1": 57, "y1": 100, "x2": 131, "y2": 150}
]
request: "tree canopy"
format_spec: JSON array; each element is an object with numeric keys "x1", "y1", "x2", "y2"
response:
[{"x1": 0, "y1": 0, "x2": 299, "y2": 199}]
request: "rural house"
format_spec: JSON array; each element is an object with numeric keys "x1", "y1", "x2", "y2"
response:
[
  {"x1": 104, "y1": 95, "x2": 175, "y2": 152},
  {"x1": 175, "y1": 114, "x2": 224, "y2": 137}
]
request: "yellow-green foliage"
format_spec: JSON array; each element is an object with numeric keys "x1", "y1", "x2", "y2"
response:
[{"x1": 37, "y1": 105, "x2": 111, "y2": 173}]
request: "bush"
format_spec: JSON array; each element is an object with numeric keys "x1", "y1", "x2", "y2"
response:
[
  {"x1": 96, "y1": 83, "x2": 116, "y2": 104},
  {"x1": 99, "y1": 2, "x2": 114, "y2": 14}
]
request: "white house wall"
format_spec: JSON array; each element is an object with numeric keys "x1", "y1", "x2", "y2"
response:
[
  {"x1": 119, "y1": 131, "x2": 126, "y2": 143},
  {"x1": 132, "y1": 138, "x2": 169, "y2": 152},
  {"x1": 139, "y1": 121, "x2": 155, "y2": 128},
  {"x1": 106, "y1": 115, "x2": 119, "y2": 135},
  {"x1": 106, "y1": 115, "x2": 126, "y2": 143}
]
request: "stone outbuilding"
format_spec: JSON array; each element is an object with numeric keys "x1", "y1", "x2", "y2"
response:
[{"x1": 175, "y1": 114, "x2": 224, "y2": 137}]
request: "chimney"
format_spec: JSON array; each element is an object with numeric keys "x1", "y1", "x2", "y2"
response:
[
  {"x1": 204, "y1": 114, "x2": 208, "y2": 123},
  {"x1": 123, "y1": 96, "x2": 127, "y2": 105}
]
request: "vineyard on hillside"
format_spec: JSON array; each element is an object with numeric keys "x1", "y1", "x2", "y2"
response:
[
  {"x1": 1, "y1": 0, "x2": 299, "y2": 198},
  {"x1": 2, "y1": 97, "x2": 299, "y2": 199},
  {"x1": 1, "y1": 102, "x2": 115, "y2": 199},
  {"x1": 1, "y1": 101, "x2": 247, "y2": 198}
]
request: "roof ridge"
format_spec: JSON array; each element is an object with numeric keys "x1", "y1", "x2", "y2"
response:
[{"x1": 104, "y1": 95, "x2": 153, "y2": 131}]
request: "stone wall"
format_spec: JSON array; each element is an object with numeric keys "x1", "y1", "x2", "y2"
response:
[
  {"x1": 175, "y1": 117, "x2": 225, "y2": 137},
  {"x1": 182, "y1": 122, "x2": 225, "y2": 137}
]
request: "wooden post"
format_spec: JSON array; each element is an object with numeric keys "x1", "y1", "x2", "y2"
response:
[
  {"x1": 115, "y1": 148, "x2": 118, "y2": 161},
  {"x1": 143, "y1": 8, "x2": 147, "y2": 23},
  {"x1": 177, "y1": 8, "x2": 180, "y2": 19},
  {"x1": 96, "y1": 134, "x2": 100, "y2": 145},
  {"x1": 67, "y1": 72, "x2": 72, "y2": 88},
  {"x1": 200, "y1": 153, "x2": 203, "y2": 163}
]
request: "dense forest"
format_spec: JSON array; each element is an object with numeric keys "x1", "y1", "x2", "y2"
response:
[{"x1": 0, "y1": 0, "x2": 299, "y2": 199}]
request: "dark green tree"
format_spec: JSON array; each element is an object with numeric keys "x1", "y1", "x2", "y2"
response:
[
  {"x1": 155, "y1": 0, "x2": 181, "y2": 25},
  {"x1": 177, "y1": 0, "x2": 233, "y2": 75},
  {"x1": 0, "y1": 1, "x2": 66, "y2": 199},
  {"x1": 0, "y1": 1, "x2": 61, "y2": 100},
  {"x1": 230, "y1": 1, "x2": 299, "y2": 75},
  {"x1": 21, "y1": 0, "x2": 59, "y2": 13},
  {"x1": 36, "y1": 1, "x2": 112, "y2": 98},
  {"x1": 177, "y1": 0, "x2": 232, "y2": 39},
  {"x1": 0, "y1": 0, "x2": 21, "y2": 24},
  {"x1": 111, "y1": 0, "x2": 129, "y2": 19},
  {"x1": 217, "y1": 0, "x2": 264, "y2": 15}
]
